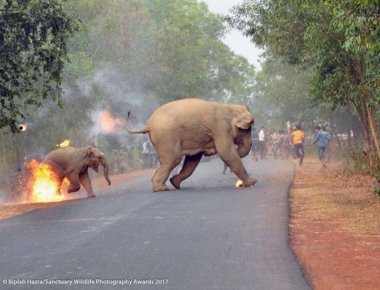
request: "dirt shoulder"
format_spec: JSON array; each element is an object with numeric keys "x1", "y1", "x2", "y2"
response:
[
  {"x1": 290, "y1": 159, "x2": 380, "y2": 290},
  {"x1": 0, "y1": 169, "x2": 154, "y2": 221}
]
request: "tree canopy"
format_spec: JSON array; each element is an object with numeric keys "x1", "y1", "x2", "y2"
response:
[
  {"x1": 230, "y1": 0, "x2": 379, "y2": 166},
  {"x1": 0, "y1": 0, "x2": 257, "y2": 175},
  {"x1": 63, "y1": 0, "x2": 255, "y2": 104},
  {"x1": 0, "y1": 0, "x2": 75, "y2": 132}
]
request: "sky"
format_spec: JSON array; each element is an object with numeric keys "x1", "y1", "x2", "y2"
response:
[{"x1": 202, "y1": 0, "x2": 264, "y2": 71}]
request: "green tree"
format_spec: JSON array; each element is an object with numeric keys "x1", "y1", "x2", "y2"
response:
[
  {"x1": 252, "y1": 58, "x2": 361, "y2": 138},
  {"x1": 61, "y1": 0, "x2": 256, "y2": 104},
  {"x1": 230, "y1": 0, "x2": 379, "y2": 168},
  {"x1": 251, "y1": 59, "x2": 312, "y2": 129},
  {"x1": 0, "y1": 0, "x2": 76, "y2": 132},
  {"x1": 0, "y1": 0, "x2": 256, "y2": 175}
]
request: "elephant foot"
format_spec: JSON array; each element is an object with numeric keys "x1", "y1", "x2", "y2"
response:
[
  {"x1": 169, "y1": 176, "x2": 181, "y2": 189},
  {"x1": 68, "y1": 185, "x2": 81, "y2": 193},
  {"x1": 87, "y1": 194, "x2": 96, "y2": 198},
  {"x1": 153, "y1": 184, "x2": 170, "y2": 192},
  {"x1": 243, "y1": 177, "x2": 257, "y2": 187}
]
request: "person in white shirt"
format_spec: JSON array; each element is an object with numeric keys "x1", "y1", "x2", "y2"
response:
[{"x1": 258, "y1": 127, "x2": 266, "y2": 159}]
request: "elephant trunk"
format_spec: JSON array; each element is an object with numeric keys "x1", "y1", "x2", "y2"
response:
[
  {"x1": 237, "y1": 138, "x2": 252, "y2": 158},
  {"x1": 101, "y1": 156, "x2": 111, "y2": 185}
]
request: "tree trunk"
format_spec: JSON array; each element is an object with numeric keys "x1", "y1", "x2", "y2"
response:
[
  {"x1": 357, "y1": 61, "x2": 380, "y2": 157},
  {"x1": 363, "y1": 87, "x2": 380, "y2": 157},
  {"x1": 352, "y1": 100, "x2": 373, "y2": 169}
]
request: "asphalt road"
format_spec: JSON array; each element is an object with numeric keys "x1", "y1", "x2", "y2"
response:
[{"x1": 0, "y1": 157, "x2": 310, "y2": 290}]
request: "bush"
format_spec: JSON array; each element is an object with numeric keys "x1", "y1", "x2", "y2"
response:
[
  {"x1": 342, "y1": 145, "x2": 369, "y2": 174},
  {"x1": 374, "y1": 185, "x2": 380, "y2": 198},
  {"x1": 106, "y1": 147, "x2": 144, "y2": 174},
  {"x1": 342, "y1": 145, "x2": 380, "y2": 197},
  {"x1": 372, "y1": 157, "x2": 380, "y2": 197},
  {"x1": 372, "y1": 156, "x2": 380, "y2": 182}
]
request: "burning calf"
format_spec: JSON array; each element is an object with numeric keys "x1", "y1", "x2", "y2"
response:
[
  {"x1": 26, "y1": 145, "x2": 111, "y2": 202},
  {"x1": 26, "y1": 160, "x2": 65, "y2": 203}
]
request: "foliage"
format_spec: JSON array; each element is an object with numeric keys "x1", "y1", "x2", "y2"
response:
[
  {"x1": 230, "y1": 0, "x2": 380, "y2": 171},
  {"x1": 143, "y1": 0, "x2": 256, "y2": 102},
  {"x1": 372, "y1": 156, "x2": 380, "y2": 182},
  {"x1": 0, "y1": 0, "x2": 76, "y2": 132},
  {"x1": 251, "y1": 58, "x2": 312, "y2": 129},
  {"x1": 342, "y1": 144, "x2": 370, "y2": 174},
  {"x1": 341, "y1": 144, "x2": 380, "y2": 196},
  {"x1": 374, "y1": 183, "x2": 380, "y2": 197},
  {"x1": 250, "y1": 57, "x2": 361, "y2": 136},
  {"x1": 0, "y1": 0, "x2": 257, "y2": 184},
  {"x1": 63, "y1": 0, "x2": 256, "y2": 103}
]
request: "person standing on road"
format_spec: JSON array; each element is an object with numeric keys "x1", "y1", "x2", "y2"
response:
[
  {"x1": 270, "y1": 130, "x2": 279, "y2": 158},
  {"x1": 251, "y1": 126, "x2": 259, "y2": 161},
  {"x1": 313, "y1": 125, "x2": 330, "y2": 167},
  {"x1": 291, "y1": 124, "x2": 305, "y2": 166},
  {"x1": 278, "y1": 129, "x2": 290, "y2": 159},
  {"x1": 258, "y1": 127, "x2": 266, "y2": 159}
]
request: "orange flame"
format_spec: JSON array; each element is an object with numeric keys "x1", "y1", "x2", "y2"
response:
[
  {"x1": 235, "y1": 180, "x2": 243, "y2": 188},
  {"x1": 18, "y1": 123, "x2": 27, "y2": 132},
  {"x1": 99, "y1": 111, "x2": 125, "y2": 134},
  {"x1": 58, "y1": 139, "x2": 70, "y2": 148},
  {"x1": 26, "y1": 160, "x2": 65, "y2": 203}
]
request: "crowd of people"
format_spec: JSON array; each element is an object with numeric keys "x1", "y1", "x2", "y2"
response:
[{"x1": 251, "y1": 124, "x2": 332, "y2": 167}]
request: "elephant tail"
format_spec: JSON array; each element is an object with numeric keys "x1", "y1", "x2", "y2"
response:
[{"x1": 126, "y1": 111, "x2": 149, "y2": 134}]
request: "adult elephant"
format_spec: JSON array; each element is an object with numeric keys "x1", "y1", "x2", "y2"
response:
[
  {"x1": 127, "y1": 98, "x2": 256, "y2": 192},
  {"x1": 43, "y1": 146, "x2": 111, "y2": 198}
]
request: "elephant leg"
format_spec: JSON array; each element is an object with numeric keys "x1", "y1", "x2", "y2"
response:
[
  {"x1": 215, "y1": 139, "x2": 257, "y2": 187},
  {"x1": 152, "y1": 156, "x2": 182, "y2": 192},
  {"x1": 56, "y1": 177, "x2": 64, "y2": 195},
  {"x1": 170, "y1": 153, "x2": 202, "y2": 189},
  {"x1": 79, "y1": 172, "x2": 96, "y2": 198},
  {"x1": 53, "y1": 170, "x2": 65, "y2": 195},
  {"x1": 67, "y1": 173, "x2": 81, "y2": 193}
]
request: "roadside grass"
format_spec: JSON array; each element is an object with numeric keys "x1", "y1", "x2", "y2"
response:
[
  {"x1": 290, "y1": 157, "x2": 380, "y2": 290},
  {"x1": 291, "y1": 158, "x2": 379, "y2": 235}
]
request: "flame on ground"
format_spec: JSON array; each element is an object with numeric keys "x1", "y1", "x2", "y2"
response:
[
  {"x1": 235, "y1": 180, "x2": 243, "y2": 188},
  {"x1": 26, "y1": 160, "x2": 65, "y2": 203},
  {"x1": 98, "y1": 110, "x2": 125, "y2": 134}
]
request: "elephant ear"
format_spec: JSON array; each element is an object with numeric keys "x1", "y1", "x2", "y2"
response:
[
  {"x1": 235, "y1": 115, "x2": 254, "y2": 130},
  {"x1": 86, "y1": 147, "x2": 99, "y2": 172},
  {"x1": 86, "y1": 146, "x2": 94, "y2": 157}
]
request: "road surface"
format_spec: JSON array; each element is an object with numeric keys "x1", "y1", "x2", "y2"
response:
[{"x1": 0, "y1": 158, "x2": 310, "y2": 290}]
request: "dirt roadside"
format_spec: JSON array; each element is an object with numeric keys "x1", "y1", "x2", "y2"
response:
[
  {"x1": 0, "y1": 169, "x2": 154, "y2": 221},
  {"x1": 290, "y1": 159, "x2": 380, "y2": 290}
]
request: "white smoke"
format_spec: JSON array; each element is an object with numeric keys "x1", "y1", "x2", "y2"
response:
[
  {"x1": 89, "y1": 110, "x2": 126, "y2": 136},
  {"x1": 78, "y1": 64, "x2": 158, "y2": 142}
]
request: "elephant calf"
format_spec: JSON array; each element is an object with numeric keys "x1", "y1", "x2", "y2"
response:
[
  {"x1": 127, "y1": 98, "x2": 257, "y2": 192},
  {"x1": 43, "y1": 146, "x2": 111, "y2": 198}
]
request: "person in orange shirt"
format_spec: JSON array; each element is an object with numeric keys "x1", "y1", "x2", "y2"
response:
[{"x1": 291, "y1": 124, "x2": 305, "y2": 165}]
